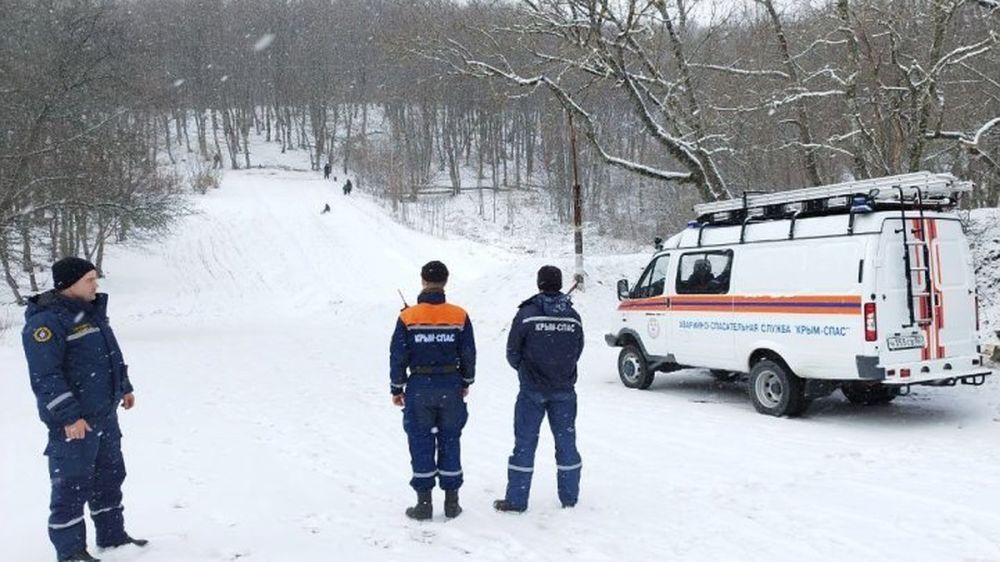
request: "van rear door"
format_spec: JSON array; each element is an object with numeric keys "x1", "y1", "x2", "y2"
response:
[
  {"x1": 875, "y1": 216, "x2": 976, "y2": 363},
  {"x1": 927, "y1": 219, "x2": 978, "y2": 358}
]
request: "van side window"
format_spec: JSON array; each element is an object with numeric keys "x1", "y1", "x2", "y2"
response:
[
  {"x1": 632, "y1": 255, "x2": 670, "y2": 299},
  {"x1": 676, "y1": 250, "x2": 733, "y2": 294}
]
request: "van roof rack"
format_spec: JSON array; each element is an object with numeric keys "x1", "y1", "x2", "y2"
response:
[{"x1": 693, "y1": 172, "x2": 972, "y2": 224}]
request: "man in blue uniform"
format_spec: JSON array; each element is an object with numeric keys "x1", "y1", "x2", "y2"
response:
[
  {"x1": 495, "y1": 265, "x2": 584, "y2": 513},
  {"x1": 23, "y1": 257, "x2": 146, "y2": 561},
  {"x1": 390, "y1": 261, "x2": 476, "y2": 520}
]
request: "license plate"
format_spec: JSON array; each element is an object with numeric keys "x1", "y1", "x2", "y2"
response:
[{"x1": 887, "y1": 334, "x2": 925, "y2": 351}]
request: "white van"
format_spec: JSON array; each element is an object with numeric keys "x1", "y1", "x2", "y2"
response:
[{"x1": 606, "y1": 172, "x2": 992, "y2": 416}]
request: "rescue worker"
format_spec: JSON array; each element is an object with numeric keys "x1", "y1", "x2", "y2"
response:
[
  {"x1": 494, "y1": 265, "x2": 584, "y2": 513},
  {"x1": 389, "y1": 261, "x2": 476, "y2": 520},
  {"x1": 684, "y1": 259, "x2": 716, "y2": 293},
  {"x1": 22, "y1": 257, "x2": 146, "y2": 562}
]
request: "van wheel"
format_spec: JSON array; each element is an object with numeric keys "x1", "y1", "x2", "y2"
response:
[
  {"x1": 618, "y1": 345, "x2": 654, "y2": 389},
  {"x1": 841, "y1": 382, "x2": 898, "y2": 405},
  {"x1": 748, "y1": 359, "x2": 809, "y2": 417}
]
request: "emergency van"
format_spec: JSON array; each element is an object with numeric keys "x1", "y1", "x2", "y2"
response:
[{"x1": 605, "y1": 172, "x2": 992, "y2": 416}]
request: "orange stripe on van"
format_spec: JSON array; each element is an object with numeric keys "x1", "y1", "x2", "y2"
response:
[
  {"x1": 617, "y1": 296, "x2": 669, "y2": 312},
  {"x1": 619, "y1": 295, "x2": 862, "y2": 314},
  {"x1": 400, "y1": 303, "x2": 468, "y2": 327},
  {"x1": 731, "y1": 306, "x2": 860, "y2": 315},
  {"x1": 672, "y1": 295, "x2": 861, "y2": 315},
  {"x1": 676, "y1": 295, "x2": 862, "y2": 304}
]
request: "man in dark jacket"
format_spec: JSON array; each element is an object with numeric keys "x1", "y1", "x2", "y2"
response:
[
  {"x1": 494, "y1": 265, "x2": 584, "y2": 513},
  {"x1": 22, "y1": 257, "x2": 146, "y2": 562},
  {"x1": 389, "y1": 261, "x2": 476, "y2": 520},
  {"x1": 323, "y1": 162, "x2": 332, "y2": 179}
]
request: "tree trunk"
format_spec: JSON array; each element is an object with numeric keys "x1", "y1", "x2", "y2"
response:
[
  {"x1": 343, "y1": 103, "x2": 354, "y2": 174},
  {"x1": 221, "y1": 108, "x2": 240, "y2": 169},
  {"x1": 179, "y1": 109, "x2": 193, "y2": 153},
  {"x1": 240, "y1": 108, "x2": 251, "y2": 169},
  {"x1": 19, "y1": 220, "x2": 38, "y2": 292},
  {"x1": 0, "y1": 231, "x2": 25, "y2": 305},
  {"x1": 163, "y1": 114, "x2": 176, "y2": 164},
  {"x1": 195, "y1": 110, "x2": 209, "y2": 160},
  {"x1": 211, "y1": 109, "x2": 223, "y2": 162}
]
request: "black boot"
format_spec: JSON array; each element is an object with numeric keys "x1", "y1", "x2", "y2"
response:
[
  {"x1": 100, "y1": 535, "x2": 149, "y2": 550},
  {"x1": 493, "y1": 499, "x2": 526, "y2": 513},
  {"x1": 405, "y1": 490, "x2": 433, "y2": 521},
  {"x1": 444, "y1": 490, "x2": 462, "y2": 519},
  {"x1": 61, "y1": 550, "x2": 100, "y2": 562}
]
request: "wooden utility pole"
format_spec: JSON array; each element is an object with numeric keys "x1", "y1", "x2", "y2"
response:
[{"x1": 567, "y1": 111, "x2": 585, "y2": 290}]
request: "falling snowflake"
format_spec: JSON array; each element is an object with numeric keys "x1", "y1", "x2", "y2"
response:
[{"x1": 253, "y1": 34, "x2": 275, "y2": 52}]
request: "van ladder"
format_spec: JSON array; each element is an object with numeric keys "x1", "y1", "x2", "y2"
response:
[
  {"x1": 896, "y1": 186, "x2": 935, "y2": 329},
  {"x1": 694, "y1": 171, "x2": 971, "y2": 222}
]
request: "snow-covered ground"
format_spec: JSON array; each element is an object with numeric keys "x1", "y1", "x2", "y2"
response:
[{"x1": 2, "y1": 161, "x2": 1000, "y2": 561}]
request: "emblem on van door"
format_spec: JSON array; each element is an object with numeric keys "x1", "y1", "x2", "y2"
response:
[{"x1": 648, "y1": 318, "x2": 660, "y2": 339}]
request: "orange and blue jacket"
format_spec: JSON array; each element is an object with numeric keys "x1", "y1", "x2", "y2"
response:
[{"x1": 389, "y1": 290, "x2": 476, "y2": 395}]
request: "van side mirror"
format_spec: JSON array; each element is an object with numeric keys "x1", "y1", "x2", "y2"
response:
[{"x1": 617, "y1": 279, "x2": 630, "y2": 301}]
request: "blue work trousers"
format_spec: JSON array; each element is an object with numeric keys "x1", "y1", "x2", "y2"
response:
[
  {"x1": 504, "y1": 389, "x2": 581, "y2": 509},
  {"x1": 45, "y1": 412, "x2": 129, "y2": 560},
  {"x1": 403, "y1": 383, "x2": 468, "y2": 491}
]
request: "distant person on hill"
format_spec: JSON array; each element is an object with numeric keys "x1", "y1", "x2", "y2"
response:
[
  {"x1": 212, "y1": 152, "x2": 222, "y2": 169},
  {"x1": 22, "y1": 258, "x2": 148, "y2": 561},
  {"x1": 323, "y1": 162, "x2": 332, "y2": 180},
  {"x1": 343, "y1": 179, "x2": 353, "y2": 196}
]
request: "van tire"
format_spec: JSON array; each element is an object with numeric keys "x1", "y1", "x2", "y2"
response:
[
  {"x1": 841, "y1": 382, "x2": 898, "y2": 405},
  {"x1": 618, "y1": 345, "x2": 654, "y2": 389},
  {"x1": 748, "y1": 359, "x2": 809, "y2": 417}
]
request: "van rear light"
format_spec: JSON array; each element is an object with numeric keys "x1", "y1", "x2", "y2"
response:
[
  {"x1": 864, "y1": 303, "x2": 877, "y2": 342},
  {"x1": 900, "y1": 368, "x2": 911, "y2": 378}
]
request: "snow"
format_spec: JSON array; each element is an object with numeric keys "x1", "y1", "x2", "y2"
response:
[
  {"x1": 973, "y1": 116, "x2": 1000, "y2": 147},
  {"x1": 1, "y1": 156, "x2": 1000, "y2": 561},
  {"x1": 253, "y1": 34, "x2": 275, "y2": 53}
]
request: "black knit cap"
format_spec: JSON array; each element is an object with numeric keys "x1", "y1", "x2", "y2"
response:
[
  {"x1": 537, "y1": 265, "x2": 563, "y2": 292},
  {"x1": 53, "y1": 257, "x2": 96, "y2": 291},
  {"x1": 421, "y1": 260, "x2": 449, "y2": 284}
]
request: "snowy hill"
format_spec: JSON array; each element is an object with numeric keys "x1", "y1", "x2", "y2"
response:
[{"x1": 1, "y1": 166, "x2": 999, "y2": 561}]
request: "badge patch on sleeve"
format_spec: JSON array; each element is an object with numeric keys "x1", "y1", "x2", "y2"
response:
[{"x1": 33, "y1": 327, "x2": 53, "y2": 343}]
